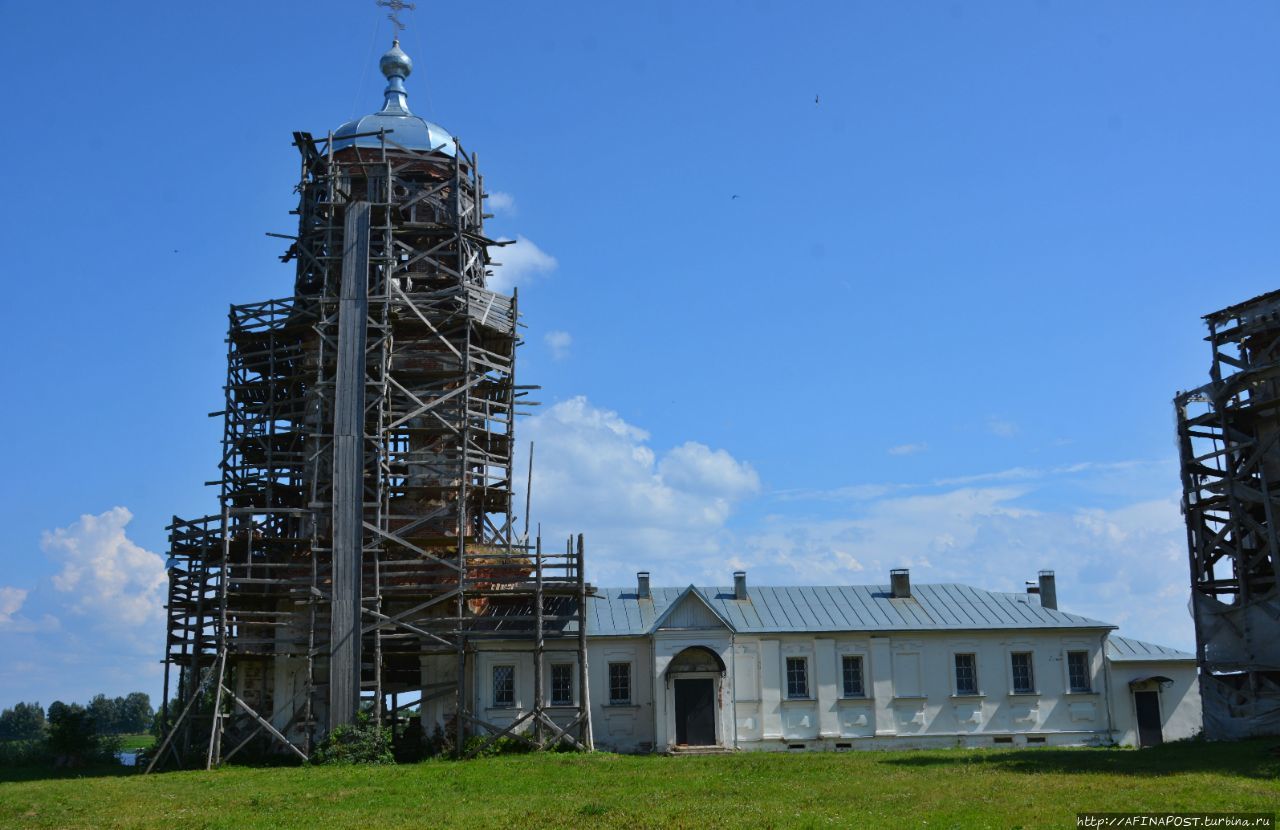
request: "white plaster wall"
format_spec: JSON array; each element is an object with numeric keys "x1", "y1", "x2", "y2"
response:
[
  {"x1": 1107, "y1": 660, "x2": 1202, "y2": 746},
  {"x1": 468, "y1": 644, "x2": 586, "y2": 736},
  {"x1": 577, "y1": 629, "x2": 1200, "y2": 754},
  {"x1": 719, "y1": 629, "x2": 1114, "y2": 751},
  {"x1": 587, "y1": 637, "x2": 655, "y2": 752}
]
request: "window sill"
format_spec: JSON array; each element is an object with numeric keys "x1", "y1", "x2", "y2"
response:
[
  {"x1": 1007, "y1": 691, "x2": 1041, "y2": 697},
  {"x1": 1065, "y1": 690, "x2": 1097, "y2": 696},
  {"x1": 605, "y1": 703, "x2": 639, "y2": 709},
  {"x1": 837, "y1": 696, "x2": 872, "y2": 703},
  {"x1": 892, "y1": 696, "x2": 928, "y2": 702},
  {"x1": 781, "y1": 697, "x2": 816, "y2": 704},
  {"x1": 548, "y1": 703, "x2": 577, "y2": 709},
  {"x1": 950, "y1": 694, "x2": 985, "y2": 700}
]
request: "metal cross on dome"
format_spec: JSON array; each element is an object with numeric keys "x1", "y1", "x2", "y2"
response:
[{"x1": 376, "y1": 0, "x2": 416, "y2": 32}]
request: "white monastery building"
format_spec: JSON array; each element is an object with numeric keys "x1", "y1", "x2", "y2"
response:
[{"x1": 424, "y1": 568, "x2": 1201, "y2": 753}]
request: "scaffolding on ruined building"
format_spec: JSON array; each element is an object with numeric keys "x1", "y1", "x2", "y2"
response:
[
  {"x1": 1175, "y1": 289, "x2": 1280, "y2": 739},
  {"x1": 149, "y1": 129, "x2": 591, "y2": 771}
]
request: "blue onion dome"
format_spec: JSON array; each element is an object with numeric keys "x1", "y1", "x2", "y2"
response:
[{"x1": 332, "y1": 40, "x2": 455, "y2": 156}]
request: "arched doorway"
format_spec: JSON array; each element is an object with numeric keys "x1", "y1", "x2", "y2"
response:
[{"x1": 666, "y1": 646, "x2": 726, "y2": 747}]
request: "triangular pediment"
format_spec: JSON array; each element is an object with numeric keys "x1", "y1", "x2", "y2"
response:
[{"x1": 651, "y1": 586, "x2": 733, "y2": 632}]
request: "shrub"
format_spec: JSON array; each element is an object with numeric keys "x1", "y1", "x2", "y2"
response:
[
  {"x1": 0, "y1": 738, "x2": 52, "y2": 768},
  {"x1": 311, "y1": 713, "x2": 393, "y2": 765}
]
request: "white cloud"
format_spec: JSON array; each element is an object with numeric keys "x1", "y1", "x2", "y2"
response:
[
  {"x1": 735, "y1": 484, "x2": 1193, "y2": 651},
  {"x1": 487, "y1": 191, "x2": 517, "y2": 215},
  {"x1": 519, "y1": 397, "x2": 759, "y2": 586},
  {"x1": 888, "y1": 443, "x2": 928, "y2": 456},
  {"x1": 42, "y1": 507, "x2": 167, "y2": 629},
  {"x1": 489, "y1": 235, "x2": 557, "y2": 294},
  {"x1": 0, "y1": 587, "x2": 27, "y2": 624},
  {"x1": 659, "y1": 443, "x2": 761, "y2": 500},
  {"x1": 522, "y1": 397, "x2": 1191, "y2": 649},
  {"x1": 0, "y1": 508, "x2": 166, "y2": 704},
  {"x1": 545, "y1": 330, "x2": 572, "y2": 360},
  {"x1": 986, "y1": 417, "x2": 1018, "y2": 438}
]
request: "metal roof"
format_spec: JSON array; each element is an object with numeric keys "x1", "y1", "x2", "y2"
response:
[
  {"x1": 332, "y1": 41, "x2": 456, "y2": 156},
  {"x1": 1106, "y1": 635, "x2": 1195, "y2": 662},
  {"x1": 584, "y1": 583, "x2": 1115, "y2": 636}
]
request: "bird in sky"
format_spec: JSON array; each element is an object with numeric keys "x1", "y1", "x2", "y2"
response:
[
  {"x1": 814, "y1": 94, "x2": 820, "y2": 105},
  {"x1": 731, "y1": 194, "x2": 739, "y2": 200}
]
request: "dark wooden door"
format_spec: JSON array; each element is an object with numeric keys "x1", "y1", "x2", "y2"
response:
[
  {"x1": 675, "y1": 678, "x2": 716, "y2": 745},
  {"x1": 1134, "y1": 691, "x2": 1163, "y2": 747}
]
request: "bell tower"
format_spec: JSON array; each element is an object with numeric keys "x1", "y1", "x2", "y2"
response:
[{"x1": 153, "y1": 39, "x2": 591, "y2": 768}]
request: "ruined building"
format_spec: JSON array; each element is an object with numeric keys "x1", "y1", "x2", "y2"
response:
[
  {"x1": 152, "y1": 41, "x2": 591, "y2": 767},
  {"x1": 1176, "y1": 291, "x2": 1280, "y2": 738}
]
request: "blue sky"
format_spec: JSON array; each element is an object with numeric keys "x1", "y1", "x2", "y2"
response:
[{"x1": 1, "y1": 1, "x2": 1277, "y2": 706}]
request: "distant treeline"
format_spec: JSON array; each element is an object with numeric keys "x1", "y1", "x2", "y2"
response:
[
  {"x1": 0, "y1": 693, "x2": 155, "y2": 768},
  {"x1": 0, "y1": 694, "x2": 154, "y2": 741}
]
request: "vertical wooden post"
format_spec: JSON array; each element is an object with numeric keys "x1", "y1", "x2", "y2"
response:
[
  {"x1": 533, "y1": 533, "x2": 544, "y2": 744},
  {"x1": 329, "y1": 201, "x2": 371, "y2": 733}
]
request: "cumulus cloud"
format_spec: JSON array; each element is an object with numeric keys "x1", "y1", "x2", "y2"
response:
[
  {"x1": 888, "y1": 443, "x2": 928, "y2": 456},
  {"x1": 489, "y1": 235, "x2": 557, "y2": 294},
  {"x1": 0, "y1": 587, "x2": 27, "y2": 624},
  {"x1": 487, "y1": 191, "x2": 517, "y2": 215},
  {"x1": 520, "y1": 397, "x2": 1190, "y2": 649},
  {"x1": 518, "y1": 397, "x2": 759, "y2": 585},
  {"x1": 0, "y1": 507, "x2": 166, "y2": 704},
  {"x1": 735, "y1": 480, "x2": 1193, "y2": 651},
  {"x1": 42, "y1": 507, "x2": 167, "y2": 629},
  {"x1": 659, "y1": 443, "x2": 761, "y2": 500},
  {"x1": 545, "y1": 330, "x2": 572, "y2": 360}
]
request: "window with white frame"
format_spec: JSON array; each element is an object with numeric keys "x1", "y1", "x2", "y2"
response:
[
  {"x1": 550, "y1": 663, "x2": 574, "y2": 706},
  {"x1": 954, "y1": 653, "x2": 978, "y2": 695},
  {"x1": 786, "y1": 656, "x2": 809, "y2": 699},
  {"x1": 492, "y1": 664, "x2": 515, "y2": 707},
  {"x1": 841, "y1": 655, "x2": 865, "y2": 698},
  {"x1": 1010, "y1": 652, "x2": 1035, "y2": 694},
  {"x1": 1066, "y1": 650, "x2": 1091, "y2": 692},
  {"x1": 608, "y1": 662, "x2": 632, "y2": 705}
]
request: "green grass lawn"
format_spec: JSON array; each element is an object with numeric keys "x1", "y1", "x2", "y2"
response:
[
  {"x1": 115, "y1": 734, "x2": 154, "y2": 752},
  {"x1": 0, "y1": 739, "x2": 1276, "y2": 829}
]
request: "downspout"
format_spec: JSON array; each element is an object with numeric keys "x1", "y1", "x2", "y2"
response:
[
  {"x1": 650, "y1": 635, "x2": 659, "y2": 752},
  {"x1": 731, "y1": 630, "x2": 738, "y2": 751},
  {"x1": 1101, "y1": 630, "x2": 1116, "y2": 745}
]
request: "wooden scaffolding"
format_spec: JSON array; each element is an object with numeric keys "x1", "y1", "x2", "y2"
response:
[
  {"x1": 151, "y1": 130, "x2": 591, "y2": 769},
  {"x1": 1175, "y1": 289, "x2": 1280, "y2": 739}
]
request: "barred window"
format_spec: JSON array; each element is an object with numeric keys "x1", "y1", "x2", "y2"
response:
[
  {"x1": 841, "y1": 655, "x2": 865, "y2": 698},
  {"x1": 786, "y1": 656, "x2": 809, "y2": 699},
  {"x1": 551, "y1": 663, "x2": 574, "y2": 706},
  {"x1": 492, "y1": 664, "x2": 514, "y2": 707},
  {"x1": 1010, "y1": 652, "x2": 1035, "y2": 694},
  {"x1": 608, "y1": 662, "x2": 632, "y2": 705},
  {"x1": 954, "y1": 653, "x2": 978, "y2": 695},
  {"x1": 1067, "y1": 650, "x2": 1091, "y2": 693}
]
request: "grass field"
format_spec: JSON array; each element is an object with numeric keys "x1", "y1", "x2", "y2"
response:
[
  {"x1": 116, "y1": 734, "x2": 155, "y2": 752},
  {"x1": 0, "y1": 739, "x2": 1276, "y2": 829}
]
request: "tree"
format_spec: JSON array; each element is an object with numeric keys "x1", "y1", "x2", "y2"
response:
[
  {"x1": 0, "y1": 702, "x2": 45, "y2": 741},
  {"x1": 120, "y1": 693, "x2": 153, "y2": 734},
  {"x1": 86, "y1": 694, "x2": 121, "y2": 735},
  {"x1": 46, "y1": 701, "x2": 117, "y2": 766}
]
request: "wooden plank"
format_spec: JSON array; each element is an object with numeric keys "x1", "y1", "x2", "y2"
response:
[{"x1": 328, "y1": 201, "x2": 370, "y2": 734}]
